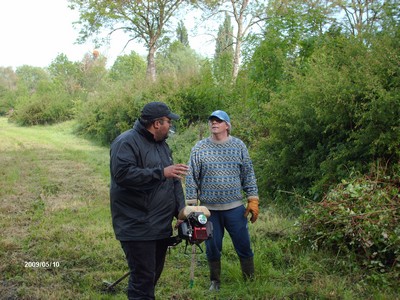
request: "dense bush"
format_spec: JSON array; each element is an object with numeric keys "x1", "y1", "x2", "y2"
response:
[
  {"x1": 253, "y1": 33, "x2": 400, "y2": 202},
  {"x1": 167, "y1": 60, "x2": 228, "y2": 125},
  {"x1": 0, "y1": 87, "x2": 16, "y2": 116},
  {"x1": 295, "y1": 172, "x2": 400, "y2": 277},
  {"x1": 10, "y1": 89, "x2": 74, "y2": 125},
  {"x1": 167, "y1": 123, "x2": 206, "y2": 164},
  {"x1": 74, "y1": 83, "x2": 145, "y2": 145}
]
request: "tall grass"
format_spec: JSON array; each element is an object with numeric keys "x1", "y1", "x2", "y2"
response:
[{"x1": 0, "y1": 118, "x2": 398, "y2": 299}]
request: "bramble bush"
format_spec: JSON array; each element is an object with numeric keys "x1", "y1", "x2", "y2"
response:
[{"x1": 295, "y1": 172, "x2": 400, "y2": 278}]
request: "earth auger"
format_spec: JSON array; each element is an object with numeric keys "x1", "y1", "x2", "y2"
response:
[{"x1": 102, "y1": 204, "x2": 213, "y2": 293}]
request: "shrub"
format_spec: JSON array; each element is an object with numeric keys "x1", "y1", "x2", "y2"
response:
[
  {"x1": 295, "y1": 172, "x2": 400, "y2": 276},
  {"x1": 74, "y1": 86, "x2": 144, "y2": 145},
  {"x1": 10, "y1": 91, "x2": 73, "y2": 125},
  {"x1": 167, "y1": 123, "x2": 207, "y2": 164},
  {"x1": 253, "y1": 34, "x2": 400, "y2": 202}
]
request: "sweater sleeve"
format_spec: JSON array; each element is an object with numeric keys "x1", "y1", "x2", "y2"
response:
[{"x1": 240, "y1": 142, "x2": 259, "y2": 198}]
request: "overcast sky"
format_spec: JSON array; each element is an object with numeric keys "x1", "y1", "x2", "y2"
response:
[{"x1": 0, "y1": 0, "x2": 215, "y2": 70}]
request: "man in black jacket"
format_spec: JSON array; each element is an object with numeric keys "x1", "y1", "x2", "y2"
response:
[{"x1": 110, "y1": 102, "x2": 189, "y2": 299}]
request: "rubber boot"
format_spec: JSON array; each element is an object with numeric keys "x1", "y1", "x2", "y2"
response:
[
  {"x1": 239, "y1": 257, "x2": 254, "y2": 280},
  {"x1": 208, "y1": 260, "x2": 221, "y2": 291}
]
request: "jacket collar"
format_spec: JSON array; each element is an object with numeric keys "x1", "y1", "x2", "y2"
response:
[{"x1": 133, "y1": 120, "x2": 157, "y2": 142}]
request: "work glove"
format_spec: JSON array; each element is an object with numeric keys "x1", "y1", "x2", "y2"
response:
[{"x1": 244, "y1": 197, "x2": 259, "y2": 223}]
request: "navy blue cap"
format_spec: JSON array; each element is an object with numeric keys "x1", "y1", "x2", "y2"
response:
[{"x1": 141, "y1": 102, "x2": 179, "y2": 120}]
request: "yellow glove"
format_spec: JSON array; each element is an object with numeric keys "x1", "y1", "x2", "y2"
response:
[{"x1": 244, "y1": 197, "x2": 259, "y2": 223}]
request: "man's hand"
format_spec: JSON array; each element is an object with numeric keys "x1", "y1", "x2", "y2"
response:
[
  {"x1": 164, "y1": 164, "x2": 189, "y2": 179},
  {"x1": 174, "y1": 219, "x2": 184, "y2": 229},
  {"x1": 244, "y1": 197, "x2": 259, "y2": 223}
]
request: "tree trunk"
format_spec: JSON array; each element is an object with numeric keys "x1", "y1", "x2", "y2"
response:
[
  {"x1": 146, "y1": 45, "x2": 157, "y2": 82},
  {"x1": 231, "y1": 0, "x2": 249, "y2": 82},
  {"x1": 232, "y1": 21, "x2": 242, "y2": 81}
]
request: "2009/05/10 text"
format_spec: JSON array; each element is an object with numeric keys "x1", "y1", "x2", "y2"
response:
[{"x1": 25, "y1": 261, "x2": 60, "y2": 268}]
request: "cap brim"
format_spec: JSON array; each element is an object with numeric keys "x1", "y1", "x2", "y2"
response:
[
  {"x1": 208, "y1": 114, "x2": 223, "y2": 121},
  {"x1": 168, "y1": 112, "x2": 180, "y2": 120}
]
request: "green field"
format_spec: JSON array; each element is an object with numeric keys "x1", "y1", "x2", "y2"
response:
[{"x1": 0, "y1": 117, "x2": 398, "y2": 299}]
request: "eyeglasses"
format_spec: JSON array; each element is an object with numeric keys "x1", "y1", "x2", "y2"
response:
[{"x1": 156, "y1": 118, "x2": 173, "y2": 125}]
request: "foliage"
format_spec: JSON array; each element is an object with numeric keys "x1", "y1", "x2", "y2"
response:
[
  {"x1": 0, "y1": 0, "x2": 398, "y2": 212},
  {"x1": 295, "y1": 173, "x2": 400, "y2": 283},
  {"x1": 176, "y1": 20, "x2": 189, "y2": 47},
  {"x1": 2, "y1": 1, "x2": 400, "y2": 297},
  {"x1": 74, "y1": 82, "x2": 145, "y2": 145},
  {"x1": 167, "y1": 124, "x2": 204, "y2": 164},
  {"x1": 2, "y1": 118, "x2": 399, "y2": 299},
  {"x1": 167, "y1": 60, "x2": 228, "y2": 126},
  {"x1": 78, "y1": 52, "x2": 109, "y2": 92},
  {"x1": 10, "y1": 83, "x2": 74, "y2": 126},
  {"x1": 109, "y1": 51, "x2": 147, "y2": 82},
  {"x1": 213, "y1": 13, "x2": 234, "y2": 85},
  {"x1": 68, "y1": 0, "x2": 186, "y2": 81},
  {"x1": 247, "y1": 0, "x2": 334, "y2": 105},
  {"x1": 156, "y1": 41, "x2": 202, "y2": 81},
  {"x1": 48, "y1": 54, "x2": 84, "y2": 95},
  {"x1": 200, "y1": 0, "x2": 268, "y2": 81},
  {"x1": 253, "y1": 32, "x2": 400, "y2": 202},
  {"x1": 15, "y1": 65, "x2": 50, "y2": 93},
  {"x1": 0, "y1": 67, "x2": 18, "y2": 115},
  {"x1": 0, "y1": 88, "x2": 17, "y2": 117},
  {"x1": 333, "y1": 0, "x2": 398, "y2": 38}
]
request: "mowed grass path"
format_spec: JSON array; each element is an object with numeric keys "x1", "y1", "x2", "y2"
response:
[{"x1": 0, "y1": 118, "x2": 128, "y2": 299}]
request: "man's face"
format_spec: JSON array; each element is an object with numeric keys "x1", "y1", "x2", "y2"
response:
[
  {"x1": 154, "y1": 117, "x2": 173, "y2": 141},
  {"x1": 209, "y1": 117, "x2": 229, "y2": 135}
]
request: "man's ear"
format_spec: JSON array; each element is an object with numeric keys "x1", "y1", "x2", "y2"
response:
[{"x1": 152, "y1": 120, "x2": 161, "y2": 130}]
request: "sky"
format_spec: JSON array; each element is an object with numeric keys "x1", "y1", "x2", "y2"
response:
[{"x1": 0, "y1": 0, "x2": 215, "y2": 70}]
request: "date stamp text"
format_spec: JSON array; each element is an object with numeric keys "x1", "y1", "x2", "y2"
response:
[{"x1": 25, "y1": 261, "x2": 60, "y2": 268}]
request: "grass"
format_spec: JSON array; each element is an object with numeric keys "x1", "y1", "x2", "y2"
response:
[{"x1": 0, "y1": 117, "x2": 398, "y2": 299}]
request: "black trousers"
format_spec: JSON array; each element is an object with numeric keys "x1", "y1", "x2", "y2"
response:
[{"x1": 120, "y1": 239, "x2": 169, "y2": 300}]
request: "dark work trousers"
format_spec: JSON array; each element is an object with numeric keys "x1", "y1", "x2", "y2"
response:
[{"x1": 120, "y1": 239, "x2": 169, "y2": 300}]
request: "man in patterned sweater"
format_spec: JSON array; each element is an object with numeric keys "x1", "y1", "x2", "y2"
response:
[{"x1": 185, "y1": 110, "x2": 259, "y2": 291}]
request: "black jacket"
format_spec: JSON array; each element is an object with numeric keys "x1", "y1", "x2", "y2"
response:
[{"x1": 110, "y1": 120, "x2": 185, "y2": 241}]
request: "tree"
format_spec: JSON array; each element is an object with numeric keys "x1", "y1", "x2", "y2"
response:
[
  {"x1": 199, "y1": 0, "x2": 268, "y2": 81},
  {"x1": 156, "y1": 41, "x2": 201, "y2": 81},
  {"x1": 79, "y1": 51, "x2": 108, "y2": 92},
  {"x1": 68, "y1": 0, "x2": 185, "y2": 81},
  {"x1": 15, "y1": 65, "x2": 50, "y2": 94},
  {"x1": 109, "y1": 51, "x2": 147, "y2": 82},
  {"x1": 48, "y1": 54, "x2": 82, "y2": 95},
  {"x1": 0, "y1": 67, "x2": 17, "y2": 91},
  {"x1": 214, "y1": 13, "x2": 234, "y2": 84},
  {"x1": 0, "y1": 67, "x2": 18, "y2": 115},
  {"x1": 176, "y1": 20, "x2": 189, "y2": 46},
  {"x1": 333, "y1": 0, "x2": 393, "y2": 38}
]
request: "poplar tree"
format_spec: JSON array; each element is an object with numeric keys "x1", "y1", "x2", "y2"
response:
[
  {"x1": 176, "y1": 20, "x2": 189, "y2": 47},
  {"x1": 214, "y1": 13, "x2": 234, "y2": 84}
]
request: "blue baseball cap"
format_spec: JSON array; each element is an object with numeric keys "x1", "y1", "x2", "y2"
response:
[
  {"x1": 208, "y1": 110, "x2": 230, "y2": 123},
  {"x1": 209, "y1": 110, "x2": 232, "y2": 132}
]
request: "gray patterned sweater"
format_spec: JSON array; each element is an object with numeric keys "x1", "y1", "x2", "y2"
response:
[{"x1": 185, "y1": 136, "x2": 258, "y2": 210}]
